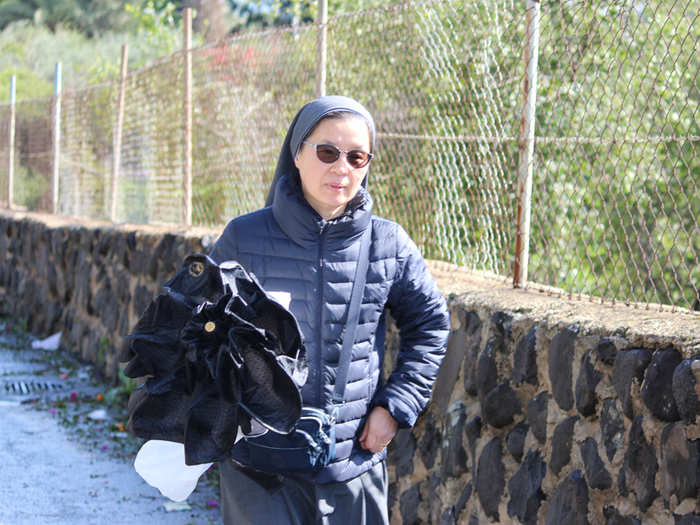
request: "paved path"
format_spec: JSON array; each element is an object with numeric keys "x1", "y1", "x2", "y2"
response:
[{"x1": 0, "y1": 328, "x2": 221, "y2": 525}]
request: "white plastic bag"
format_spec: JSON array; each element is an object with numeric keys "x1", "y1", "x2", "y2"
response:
[
  {"x1": 31, "y1": 332, "x2": 62, "y2": 351},
  {"x1": 268, "y1": 291, "x2": 291, "y2": 309},
  {"x1": 134, "y1": 440, "x2": 212, "y2": 502}
]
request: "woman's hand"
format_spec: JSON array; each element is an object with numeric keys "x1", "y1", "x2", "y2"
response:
[{"x1": 359, "y1": 406, "x2": 398, "y2": 454}]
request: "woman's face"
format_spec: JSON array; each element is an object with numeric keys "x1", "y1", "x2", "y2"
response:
[{"x1": 294, "y1": 116, "x2": 371, "y2": 221}]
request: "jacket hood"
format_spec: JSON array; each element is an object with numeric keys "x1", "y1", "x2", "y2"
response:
[{"x1": 271, "y1": 174, "x2": 373, "y2": 250}]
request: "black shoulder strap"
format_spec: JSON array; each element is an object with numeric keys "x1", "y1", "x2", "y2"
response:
[{"x1": 332, "y1": 225, "x2": 372, "y2": 404}]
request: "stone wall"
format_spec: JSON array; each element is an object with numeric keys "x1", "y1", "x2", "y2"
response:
[
  {"x1": 0, "y1": 211, "x2": 215, "y2": 378},
  {"x1": 384, "y1": 293, "x2": 700, "y2": 524},
  {"x1": 1, "y1": 210, "x2": 699, "y2": 524}
]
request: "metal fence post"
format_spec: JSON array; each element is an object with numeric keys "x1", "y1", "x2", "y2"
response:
[
  {"x1": 7, "y1": 75, "x2": 15, "y2": 209},
  {"x1": 316, "y1": 0, "x2": 328, "y2": 97},
  {"x1": 183, "y1": 8, "x2": 193, "y2": 227},
  {"x1": 52, "y1": 62, "x2": 62, "y2": 214},
  {"x1": 111, "y1": 43, "x2": 129, "y2": 222},
  {"x1": 513, "y1": 0, "x2": 540, "y2": 288}
]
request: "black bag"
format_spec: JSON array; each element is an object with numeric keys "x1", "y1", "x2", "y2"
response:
[
  {"x1": 232, "y1": 226, "x2": 372, "y2": 474},
  {"x1": 235, "y1": 406, "x2": 337, "y2": 473}
]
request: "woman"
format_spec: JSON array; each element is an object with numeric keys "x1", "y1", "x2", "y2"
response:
[{"x1": 209, "y1": 95, "x2": 449, "y2": 524}]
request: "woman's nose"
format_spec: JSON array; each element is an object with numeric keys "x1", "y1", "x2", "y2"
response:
[{"x1": 332, "y1": 153, "x2": 355, "y2": 172}]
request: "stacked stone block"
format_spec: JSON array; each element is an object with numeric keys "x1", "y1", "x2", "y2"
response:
[
  {"x1": 386, "y1": 306, "x2": 700, "y2": 523},
  {"x1": 1, "y1": 212, "x2": 698, "y2": 523},
  {"x1": 0, "y1": 214, "x2": 208, "y2": 379}
]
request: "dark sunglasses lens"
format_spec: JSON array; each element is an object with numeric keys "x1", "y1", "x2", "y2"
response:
[
  {"x1": 313, "y1": 144, "x2": 370, "y2": 168},
  {"x1": 315, "y1": 145, "x2": 340, "y2": 163},
  {"x1": 346, "y1": 151, "x2": 370, "y2": 168}
]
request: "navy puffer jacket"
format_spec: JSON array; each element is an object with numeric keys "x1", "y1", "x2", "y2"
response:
[{"x1": 210, "y1": 174, "x2": 450, "y2": 483}]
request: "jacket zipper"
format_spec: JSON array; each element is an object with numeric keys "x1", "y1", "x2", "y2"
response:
[{"x1": 315, "y1": 223, "x2": 328, "y2": 407}]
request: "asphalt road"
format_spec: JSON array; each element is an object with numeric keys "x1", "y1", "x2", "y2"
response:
[{"x1": 0, "y1": 326, "x2": 221, "y2": 525}]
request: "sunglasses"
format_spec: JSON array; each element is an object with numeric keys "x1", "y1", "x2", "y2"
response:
[{"x1": 302, "y1": 141, "x2": 373, "y2": 169}]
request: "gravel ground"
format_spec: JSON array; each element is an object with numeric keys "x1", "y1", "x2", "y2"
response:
[{"x1": 0, "y1": 319, "x2": 221, "y2": 525}]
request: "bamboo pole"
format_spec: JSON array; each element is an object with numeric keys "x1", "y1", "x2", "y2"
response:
[
  {"x1": 183, "y1": 8, "x2": 193, "y2": 227},
  {"x1": 7, "y1": 75, "x2": 15, "y2": 209},
  {"x1": 52, "y1": 63, "x2": 62, "y2": 214},
  {"x1": 111, "y1": 43, "x2": 129, "y2": 222},
  {"x1": 316, "y1": 0, "x2": 328, "y2": 97},
  {"x1": 513, "y1": 0, "x2": 540, "y2": 288}
]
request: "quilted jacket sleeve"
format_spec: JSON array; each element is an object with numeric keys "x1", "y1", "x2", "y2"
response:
[
  {"x1": 372, "y1": 226, "x2": 450, "y2": 428},
  {"x1": 208, "y1": 220, "x2": 238, "y2": 264}
]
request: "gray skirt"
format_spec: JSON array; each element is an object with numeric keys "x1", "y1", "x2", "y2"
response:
[{"x1": 219, "y1": 459, "x2": 389, "y2": 525}]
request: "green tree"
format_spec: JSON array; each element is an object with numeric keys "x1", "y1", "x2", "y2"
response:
[
  {"x1": 0, "y1": 66, "x2": 52, "y2": 101},
  {"x1": 228, "y1": 0, "x2": 393, "y2": 29},
  {"x1": 0, "y1": 0, "x2": 78, "y2": 32},
  {"x1": 0, "y1": 0, "x2": 130, "y2": 36}
]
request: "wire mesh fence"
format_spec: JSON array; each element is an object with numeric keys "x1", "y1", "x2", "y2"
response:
[
  {"x1": 0, "y1": 0, "x2": 697, "y2": 311},
  {"x1": 117, "y1": 58, "x2": 185, "y2": 225},
  {"x1": 9, "y1": 98, "x2": 54, "y2": 213},
  {"x1": 59, "y1": 83, "x2": 116, "y2": 219},
  {"x1": 328, "y1": 1, "x2": 524, "y2": 273},
  {"x1": 530, "y1": 0, "x2": 699, "y2": 309},
  {"x1": 0, "y1": 104, "x2": 9, "y2": 206},
  {"x1": 190, "y1": 24, "x2": 317, "y2": 225}
]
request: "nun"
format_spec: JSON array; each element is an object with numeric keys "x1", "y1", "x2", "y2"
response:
[{"x1": 209, "y1": 95, "x2": 450, "y2": 524}]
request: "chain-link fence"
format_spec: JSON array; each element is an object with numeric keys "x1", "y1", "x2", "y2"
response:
[
  {"x1": 0, "y1": 103, "x2": 9, "y2": 205},
  {"x1": 119, "y1": 58, "x2": 185, "y2": 225},
  {"x1": 328, "y1": 1, "x2": 524, "y2": 275},
  {"x1": 190, "y1": 24, "x2": 317, "y2": 225},
  {"x1": 0, "y1": 0, "x2": 697, "y2": 311},
  {"x1": 1, "y1": 97, "x2": 54, "y2": 212},
  {"x1": 530, "y1": 1, "x2": 699, "y2": 310},
  {"x1": 59, "y1": 82, "x2": 116, "y2": 219}
]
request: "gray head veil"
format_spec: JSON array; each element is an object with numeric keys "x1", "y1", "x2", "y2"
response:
[{"x1": 264, "y1": 95, "x2": 376, "y2": 207}]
